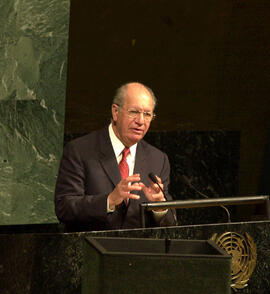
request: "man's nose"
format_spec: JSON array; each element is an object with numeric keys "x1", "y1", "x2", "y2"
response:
[{"x1": 135, "y1": 112, "x2": 145, "y2": 123}]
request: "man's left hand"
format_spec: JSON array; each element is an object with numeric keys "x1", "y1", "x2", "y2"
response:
[{"x1": 140, "y1": 175, "x2": 165, "y2": 203}]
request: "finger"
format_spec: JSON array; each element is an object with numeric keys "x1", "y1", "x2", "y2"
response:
[
  {"x1": 151, "y1": 192, "x2": 165, "y2": 200},
  {"x1": 140, "y1": 184, "x2": 149, "y2": 194},
  {"x1": 148, "y1": 195, "x2": 165, "y2": 203},
  {"x1": 126, "y1": 193, "x2": 140, "y2": 200},
  {"x1": 148, "y1": 182, "x2": 160, "y2": 193},
  {"x1": 119, "y1": 182, "x2": 142, "y2": 198},
  {"x1": 127, "y1": 183, "x2": 142, "y2": 192},
  {"x1": 153, "y1": 177, "x2": 164, "y2": 191},
  {"x1": 153, "y1": 183, "x2": 161, "y2": 192},
  {"x1": 122, "y1": 174, "x2": 141, "y2": 184},
  {"x1": 155, "y1": 175, "x2": 162, "y2": 183},
  {"x1": 138, "y1": 182, "x2": 146, "y2": 188},
  {"x1": 128, "y1": 174, "x2": 140, "y2": 179}
]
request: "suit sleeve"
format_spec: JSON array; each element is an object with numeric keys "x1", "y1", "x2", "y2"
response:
[{"x1": 54, "y1": 142, "x2": 109, "y2": 225}]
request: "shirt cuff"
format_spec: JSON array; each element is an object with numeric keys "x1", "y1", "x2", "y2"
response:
[
  {"x1": 152, "y1": 209, "x2": 168, "y2": 222},
  {"x1": 107, "y1": 198, "x2": 115, "y2": 213}
]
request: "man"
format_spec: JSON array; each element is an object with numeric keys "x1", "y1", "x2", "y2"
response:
[{"x1": 55, "y1": 82, "x2": 177, "y2": 231}]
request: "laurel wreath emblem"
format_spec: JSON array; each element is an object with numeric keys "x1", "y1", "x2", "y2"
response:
[{"x1": 210, "y1": 232, "x2": 257, "y2": 291}]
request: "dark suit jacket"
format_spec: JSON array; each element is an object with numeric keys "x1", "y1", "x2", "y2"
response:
[{"x1": 55, "y1": 127, "x2": 176, "y2": 231}]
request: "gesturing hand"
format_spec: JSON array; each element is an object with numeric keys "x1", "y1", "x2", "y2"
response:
[
  {"x1": 108, "y1": 174, "x2": 141, "y2": 208},
  {"x1": 140, "y1": 175, "x2": 165, "y2": 203}
]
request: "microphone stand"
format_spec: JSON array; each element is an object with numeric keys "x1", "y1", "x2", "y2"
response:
[{"x1": 180, "y1": 175, "x2": 231, "y2": 223}]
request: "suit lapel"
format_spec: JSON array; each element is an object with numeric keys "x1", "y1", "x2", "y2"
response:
[
  {"x1": 133, "y1": 141, "x2": 151, "y2": 201},
  {"x1": 134, "y1": 141, "x2": 150, "y2": 182},
  {"x1": 98, "y1": 127, "x2": 122, "y2": 187}
]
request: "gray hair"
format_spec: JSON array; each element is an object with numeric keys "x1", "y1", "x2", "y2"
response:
[{"x1": 113, "y1": 82, "x2": 157, "y2": 109}]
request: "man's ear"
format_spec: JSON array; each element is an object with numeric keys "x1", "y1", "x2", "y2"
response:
[{"x1": 111, "y1": 104, "x2": 118, "y2": 121}]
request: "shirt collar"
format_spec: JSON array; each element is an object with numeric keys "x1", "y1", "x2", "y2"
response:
[{"x1": 108, "y1": 124, "x2": 137, "y2": 159}]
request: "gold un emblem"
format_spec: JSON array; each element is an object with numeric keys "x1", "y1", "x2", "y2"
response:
[{"x1": 210, "y1": 232, "x2": 257, "y2": 291}]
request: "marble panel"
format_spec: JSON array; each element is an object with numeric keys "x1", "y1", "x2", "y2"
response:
[{"x1": 0, "y1": 0, "x2": 70, "y2": 224}]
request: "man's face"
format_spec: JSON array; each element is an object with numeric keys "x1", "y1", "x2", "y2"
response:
[{"x1": 112, "y1": 84, "x2": 155, "y2": 147}]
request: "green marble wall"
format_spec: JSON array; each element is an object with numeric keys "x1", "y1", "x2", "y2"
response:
[{"x1": 0, "y1": 0, "x2": 70, "y2": 224}]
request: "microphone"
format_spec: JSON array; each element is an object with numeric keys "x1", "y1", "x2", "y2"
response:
[
  {"x1": 180, "y1": 175, "x2": 231, "y2": 223},
  {"x1": 148, "y1": 172, "x2": 165, "y2": 194},
  {"x1": 148, "y1": 172, "x2": 178, "y2": 225}
]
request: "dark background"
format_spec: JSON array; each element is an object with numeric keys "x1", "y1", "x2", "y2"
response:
[{"x1": 64, "y1": 0, "x2": 270, "y2": 200}]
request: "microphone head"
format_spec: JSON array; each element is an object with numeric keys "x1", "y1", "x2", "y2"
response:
[{"x1": 148, "y1": 172, "x2": 158, "y2": 184}]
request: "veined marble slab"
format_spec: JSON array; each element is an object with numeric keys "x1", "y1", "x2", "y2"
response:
[{"x1": 0, "y1": 0, "x2": 70, "y2": 224}]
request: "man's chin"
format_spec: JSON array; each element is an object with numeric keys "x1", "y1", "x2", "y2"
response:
[{"x1": 127, "y1": 134, "x2": 144, "y2": 145}]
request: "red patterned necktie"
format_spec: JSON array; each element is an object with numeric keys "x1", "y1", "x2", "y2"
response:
[{"x1": 119, "y1": 147, "x2": 130, "y2": 179}]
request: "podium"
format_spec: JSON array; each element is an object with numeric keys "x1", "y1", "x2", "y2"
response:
[
  {"x1": 1, "y1": 219, "x2": 270, "y2": 293},
  {"x1": 82, "y1": 237, "x2": 231, "y2": 294}
]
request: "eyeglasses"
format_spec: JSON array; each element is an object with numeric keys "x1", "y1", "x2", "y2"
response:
[{"x1": 121, "y1": 108, "x2": 156, "y2": 122}]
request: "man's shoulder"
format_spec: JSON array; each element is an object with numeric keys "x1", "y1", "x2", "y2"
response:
[{"x1": 139, "y1": 139, "x2": 166, "y2": 156}]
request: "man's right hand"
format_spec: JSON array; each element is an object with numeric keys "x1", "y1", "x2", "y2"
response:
[{"x1": 108, "y1": 174, "x2": 141, "y2": 208}]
